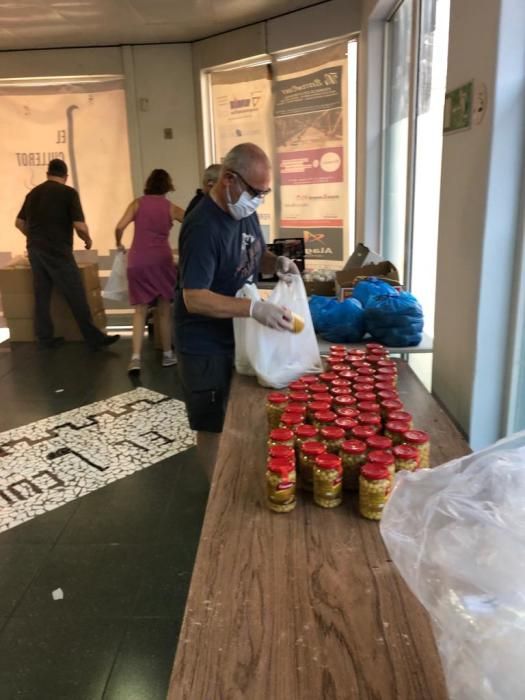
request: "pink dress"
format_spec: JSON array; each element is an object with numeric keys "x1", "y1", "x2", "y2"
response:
[{"x1": 127, "y1": 195, "x2": 177, "y2": 305}]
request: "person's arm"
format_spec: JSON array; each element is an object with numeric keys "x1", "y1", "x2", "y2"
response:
[
  {"x1": 73, "y1": 221, "x2": 92, "y2": 250},
  {"x1": 115, "y1": 200, "x2": 139, "y2": 250},
  {"x1": 170, "y1": 202, "x2": 185, "y2": 224},
  {"x1": 260, "y1": 249, "x2": 277, "y2": 275},
  {"x1": 183, "y1": 289, "x2": 251, "y2": 318},
  {"x1": 15, "y1": 217, "x2": 28, "y2": 236}
]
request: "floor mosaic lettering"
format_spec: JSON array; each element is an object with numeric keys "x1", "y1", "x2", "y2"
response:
[{"x1": 0, "y1": 387, "x2": 195, "y2": 533}]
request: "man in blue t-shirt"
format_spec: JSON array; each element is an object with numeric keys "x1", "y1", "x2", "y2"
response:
[{"x1": 174, "y1": 143, "x2": 299, "y2": 477}]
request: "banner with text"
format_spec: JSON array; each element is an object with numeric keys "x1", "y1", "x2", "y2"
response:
[{"x1": 273, "y1": 43, "x2": 347, "y2": 265}]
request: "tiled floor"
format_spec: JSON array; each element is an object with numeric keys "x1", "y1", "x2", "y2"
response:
[{"x1": 0, "y1": 338, "x2": 208, "y2": 700}]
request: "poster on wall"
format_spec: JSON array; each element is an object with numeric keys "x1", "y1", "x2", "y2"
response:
[
  {"x1": 273, "y1": 43, "x2": 348, "y2": 266},
  {"x1": 211, "y1": 66, "x2": 274, "y2": 241},
  {"x1": 0, "y1": 77, "x2": 133, "y2": 266}
]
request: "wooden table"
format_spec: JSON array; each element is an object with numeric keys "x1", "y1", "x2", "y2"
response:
[{"x1": 168, "y1": 363, "x2": 469, "y2": 700}]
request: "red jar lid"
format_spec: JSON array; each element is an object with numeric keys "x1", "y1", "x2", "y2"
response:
[
  {"x1": 361, "y1": 462, "x2": 390, "y2": 481},
  {"x1": 358, "y1": 412, "x2": 382, "y2": 426},
  {"x1": 289, "y1": 381, "x2": 307, "y2": 392},
  {"x1": 267, "y1": 457, "x2": 294, "y2": 477},
  {"x1": 289, "y1": 391, "x2": 310, "y2": 403},
  {"x1": 332, "y1": 378, "x2": 351, "y2": 388},
  {"x1": 308, "y1": 400, "x2": 331, "y2": 413},
  {"x1": 268, "y1": 445, "x2": 295, "y2": 460},
  {"x1": 378, "y1": 389, "x2": 398, "y2": 401},
  {"x1": 310, "y1": 382, "x2": 329, "y2": 394},
  {"x1": 334, "y1": 417, "x2": 358, "y2": 432},
  {"x1": 386, "y1": 420, "x2": 411, "y2": 433},
  {"x1": 393, "y1": 445, "x2": 419, "y2": 460},
  {"x1": 267, "y1": 392, "x2": 288, "y2": 404},
  {"x1": 389, "y1": 410, "x2": 412, "y2": 424},
  {"x1": 366, "y1": 342, "x2": 385, "y2": 351},
  {"x1": 348, "y1": 348, "x2": 366, "y2": 357},
  {"x1": 332, "y1": 364, "x2": 350, "y2": 373},
  {"x1": 355, "y1": 383, "x2": 375, "y2": 394},
  {"x1": 296, "y1": 424, "x2": 318, "y2": 439},
  {"x1": 334, "y1": 406, "x2": 359, "y2": 419},
  {"x1": 333, "y1": 395, "x2": 356, "y2": 406},
  {"x1": 269, "y1": 428, "x2": 294, "y2": 442},
  {"x1": 354, "y1": 374, "x2": 375, "y2": 384},
  {"x1": 301, "y1": 441, "x2": 327, "y2": 456},
  {"x1": 312, "y1": 392, "x2": 333, "y2": 404},
  {"x1": 404, "y1": 430, "x2": 430, "y2": 444},
  {"x1": 376, "y1": 381, "x2": 397, "y2": 392},
  {"x1": 341, "y1": 439, "x2": 367, "y2": 455},
  {"x1": 330, "y1": 386, "x2": 352, "y2": 396},
  {"x1": 354, "y1": 391, "x2": 376, "y2": 403},
  {"x1": 382, "y1": 399, "x2": 404, "y2": 413},
  {"x1": 313, "y1": 410, "x2": 337, "y2": 423},
  {"x1": 286, "y1": 403, "x2": 307, "y2": 415},
  {"x1": 367, "y1": 435, "x2": 393, "y2": 451},
  {"x1": 320, "y1": 426, "x2": 345, "y2": 440},
  {"x1": 352, "y1": 425, "x2": 377, "y2": 440},
  {"x1": 315, "y1": 453, "x2": 342, "y2": 471},
  {"x1": 330, "y1": 345, "x2": 346, "y2": 353},
  {"x1": 299, "y1": 374, "x2": 318, "y2": 385},
  {"x1": 378, "y1": 366, "x2": 396, "y2": 376},
  {"x1": 338, "y1": 370, "x2": 357, "y2": 380},
  {"x1": 378, "y1": 359, "x2": 396, "y2": 369},
  {"x1": 368, "y1": 450, "x2": 395, "y2": 466},
  {"x1": 320, "y1": 372, "x2": 338, "y2": 383},
  {"x1": 358, "y1": 401, "x2": 381, "y2": 414},
  {"x1": 356, "y1": 366, "x2": 375, "y2": 376},
  {"x1": 281, "y1": 413, "x2": 304, "y2": 427}
]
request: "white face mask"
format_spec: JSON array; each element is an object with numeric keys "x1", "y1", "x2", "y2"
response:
[{"x1": 226, "y1": 185, "x2": 263, "y2": 220}]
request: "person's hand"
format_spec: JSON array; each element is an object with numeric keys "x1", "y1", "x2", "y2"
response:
[
  {"x1": 84, "y1": 236, "x2": 93, "y2": 250},
  {"x1": 250, "y1": 300, "x2": 294, "y2": 331},
  {"x1": 276, "y1": 256, "x2": 300, "y2": 284}
]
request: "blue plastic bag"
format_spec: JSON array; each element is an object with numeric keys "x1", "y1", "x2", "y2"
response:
[
  {"x1": 352, "y1": 277, "x2": 397, "y2": 308},
  {"x1": 320, "y1": 298, "x2": 365, "y2": 343},
  {"x1": 308, "y1": 295, "x2": 333, "y2": 333},
  {"x1": 365, "y1": 291, "x2": 424, "y2": 346}
]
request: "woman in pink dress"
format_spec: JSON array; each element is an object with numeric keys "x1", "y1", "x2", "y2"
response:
[{"x1": 114, "y1": 169, "x2": 184, "y2": 374}]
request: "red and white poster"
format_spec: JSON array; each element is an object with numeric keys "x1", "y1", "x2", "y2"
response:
[{"x1": 273, "y1": 45, "x2": 348, "y2": 265}]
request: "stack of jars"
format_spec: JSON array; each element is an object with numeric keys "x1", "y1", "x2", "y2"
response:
[{"x1": 265, "y1": 342, "x2": 430, "y2": 519}]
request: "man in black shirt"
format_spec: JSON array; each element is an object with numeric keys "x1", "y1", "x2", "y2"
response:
[
  {"x1": 184, "y1": 163, "x2": 221, "y2": 218},
  {"x1": 15, "y1": 159, "x2": 119, "y2": 349}
]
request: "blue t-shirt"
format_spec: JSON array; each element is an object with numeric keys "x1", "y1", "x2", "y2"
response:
[{"x1": 174, "y1": 194, "x2": 266, "y2": 355}]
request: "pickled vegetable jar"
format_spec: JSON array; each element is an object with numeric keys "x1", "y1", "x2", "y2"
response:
[
  {"x1": 403, "y1": 430, "x2": 430, "y2": 468},
  {"x1": 331, "y1": 386, "x2": 353, "y2": 397},
  {"x1": 299, "y1": 441, "x2": 326, "y2": 491},
  {"x1": 340, "y1": 439, "x2": 367, "y2": 491},
  {"x1": 387, "y1": 410, "x2": 413, "y2": 429},
  {"x1": 295, "y1": 424, "x2": 318, "y2": 454},
  {"x1": 313, "y1": 453, "x2": 343, "y2": 508},
  {"x1": 320, "y1": 426, "x2": 345, "y2": 454},
  {"x1": 334, "y1": 416, "x2": 358, "y2": 439},
  {"x1": 320, "y1": 371, "x2": 338, "y2": 384},
  {"x1": 307, "y1": 400, "x2": 331, "y2": 422},
  {"x1": 392, "y1": 444, "x2": 419, "y2": 472},
  {"x1": 285, "y1": 402, "x2": 307, "y2": 419},
  {"x1": 385, "y1": 420, "x2": 411, "y2": 445},
  {"x1": 289, "y1": 381, "x2": 308, "y2": 393},
  {"x1": 367, "y1": 450, "x2": 395, "y2": 479},
  {"x1": 380, "y1": 398, "x2": 403, "y2": 418},
  {"x1": 366, "y1": 434, "x2": 393, "y2": 454},
  {"x1": 310, "y1": 382, "x2": 330, "y2": 395},
  {"x1": 289, "y1": 390, "x2": 310, "y2": 404},
  {"x1": 354, "y1": 391, "x2": 376, "y2": 403},
  {"x1": 268, "y1": 428, "x2": 295, "y2": 449},
  {"x1": 313, "y1": 410, "x2": 337, "y2": 430},
  {"x1": 280, "y1": 412, "x2": 304, "y2": 432},
  {"x1": 356, "y1": 412, "x2": 382, "y2": 433},
  {"x1": 359, "y1": 463, "x2": 391, "y2": 520},
  {"x1": 357, "y1": 400, "x2": 381, "y2": 415},
  {"x1": 377, "y1": 367, "x2": 397, "y2": 385},
  {"x1": 299, "y1": 374, "x2": 318, "y2": 386},
  {"x1": 266, "y1": 458, "x2": 296, "y2": 513},
  {"x1": 334, "y1": 405, "x2": 359, "y2": 419},
  {"x1": 266, "y1": 392, "x2": 288, "y2": 430},
  {"x1": 352, "y1": 425, "x2": 378, "y2": 442},
  {"x1": 268, "y1": 444, "x2": 295, "y2": 464}
]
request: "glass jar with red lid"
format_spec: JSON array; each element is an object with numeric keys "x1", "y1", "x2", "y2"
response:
[
  {"x1": 266, "y1": 458, "x2": 296, "y2": 513},
  {"x1": 340, "y1": 439, "x2": 367, "y2": 491},
  {"x1": 359, "y1": 463, "x2": 391, "y2": 520},
  {"x1": 354, "y1": 391, "x2": 376, "y2": 403},
  {"x1": 313, "y1": 453, "x2": 343, "y2": 508},
  {"x1": 326, "y1": 356, "x2": 343, "y2": 369},
  {"x1": 312, "y1": 392, "x2": 333, "y2": 405},
  {"x1": 388, "y1": 410, "x2": 413, "y2": 428},
  {"x1": 381, "y1": 399, "x2": 404, "y2": 418},
  {"x1": 366, "y1": 434, "x2": 393, "y2": 454},
  {"x1": 310, "y1": 382, "x2": 330, "y2": 395},
  {"x1": 331, "y1": 386, "x2": 353, "y2": 397},
  {"x1": 299, "y1": 441, "x2": 326, "y2": 491},
  {"x1": 377, "y1": 358, "x2": 397, "y2": 370},
  {"x1": 268, "y1": 444, "x2": 295, "y2": 465},
  {"x1": 392, "y1": 444, "x2": 419, "y2": 472},
  {"x1": 403, "y1": 430, "x2": 430, "y2": 468},
  {"x1": 354, "y1": 374, "x2": 376, "y2": 386},
  {"x1": 385, "y1": 420, "x2": 411, "y2": 445},
  {"x1": 352, "y1": 424, "x2": 377, "y2": 442},
  {"x1": 320, "y1": 371, "x2": 338, "y2": 384},
  {"x1": 289, "y1": 381, "x2": 308, "y2": 393},
  {"x1": 313, "y1": 410, "x2": 337, "y2": 430},
  {"x1": 330, "y1": 345, "x2": 346, "y2": 354},
  {"x1": 357, "y1": 413, "x2": 382, "y2": 433},
  {"x1": 320, "y1": 426, "x2": 345, "y2": 454},
  {"x1": 280, "y1": 412, "x2": 304, "y2": 431},
  {"x1": 334, "y1": 416, "x2": 358, "y2": 439},
  {"x1": 333, "y1": 394, "x2": 357, "y2": 409},
  {"x1": 334, "y1": 406, "x2": 359, "y2": 420},
  {"x1": 289, "y1": 390, "x2": 310, "y2": 403},
  {"x1": 299, "y1": 374, "x2": 318, "y2": 385},
  {"x1": 307, "y1": 400, "x2": 331, "y2": 422},
  {"x1": 377, "y1": 367, "x2": 397, "y2": 385},
  {"x1": 348, "y1": 348, "x2": 366, "y2": 358},
  {"x1": 366, "y1": 352, "x2": 385, "y2": 365},
  {"x1": 350, "y1": 358, "x2": 370, "y2": 368},
  {"x1": 358, "y1": 400, "x2": 381, "y2": 414},
  {"x1": 376, "y1": 381, "x2": 398, "y2": 394},
  {"x1": 286, "y1": 401, "x2": 307, "y2": 415},
  {"x1": 332, "y1": 363, "x2": 350, "y2": 373},
  {"x1": 367, "y1": 450, "x2": 395, "y2": 479},
  {"x1": 338, "y1": 369, "x2": 357, "y2": 381},
  {"x1": 377, "y1": 389, "x2": 398, "y2": 402},
  {"x1": 295, "y1": 424, "x2": 319, "y2": 454},
  {"x1": 332, "y1": 378, "x2": 351, "y2": 389},
  {"x1": 266, "y1": 392, "x2": 289, "y2": 430},
  {"x1": 356, "y1": 366, "x2": 375, "y2": 377},
  {"x1": 366, "y1": 342, "x2": 385, "y2": 352},
  {"x1": 268, "y1": 428, "x2": 295, "y2": 449}
]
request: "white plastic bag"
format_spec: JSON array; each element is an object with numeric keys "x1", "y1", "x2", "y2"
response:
[
  {"x1": 380, "y1": 430, "x2": 525, "y2": 700},
  {"x1": 234, "y1": 276, "x2": 322, "y2": 388},
  {"x1": 102, "y1": 250, "x2": 129, "y2": 303}
]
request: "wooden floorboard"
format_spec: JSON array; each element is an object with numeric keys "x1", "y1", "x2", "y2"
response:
[{"x1": 168, "y1": 362, "x2": 469, "y2": 700}]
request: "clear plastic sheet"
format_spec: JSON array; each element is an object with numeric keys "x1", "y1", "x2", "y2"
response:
[{"x1": 380, "y1": 431, "x2": 525, "y2": 700}]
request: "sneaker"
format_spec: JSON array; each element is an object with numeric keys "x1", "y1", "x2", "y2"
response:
[
  {"x1": 128, "y1": 357, "x2": 141, "y2": 375},
  {"x1": 38, "y1": 336, "x2": 65, "y2": 349},
  {"x1": 162, "y1": 352, "x2": 178, "y2": 367}
]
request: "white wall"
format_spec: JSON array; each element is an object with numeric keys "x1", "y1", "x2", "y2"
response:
[{"x1": 432, "y1": 0, "x2": 525, "y2": 446}]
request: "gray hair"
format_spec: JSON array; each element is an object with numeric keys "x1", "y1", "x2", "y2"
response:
[
  {"x1": 221, "y1": 143, "x2": 270, "y2": 178},
  {"x1": 202, "y1": 163, "x2": 221, "y2": 188}
]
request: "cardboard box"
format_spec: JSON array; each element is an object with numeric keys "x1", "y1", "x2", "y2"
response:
[
  {"x1": 0, "y1": 256, "x2": 101, "y2": 295},
  {"x1": 7, "y1": 310, "x2": 106, "y2": 342},
  {"x1": 335, "y1": 261, "x2": 400, "y2": 300},
  {"x1": 303, "y1": 279, "x2": 336, "y2": 297},
  {"x1": 1, "y1": 288, "x2": 104, "y2": 319}
]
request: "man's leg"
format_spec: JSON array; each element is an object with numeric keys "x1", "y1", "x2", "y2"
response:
[
  {"x1": 196, "y1": 432, "x2": 220, "y2": 482},
  {"x1": 27, "y1": 249, "x2": 54, "y2": 343}
]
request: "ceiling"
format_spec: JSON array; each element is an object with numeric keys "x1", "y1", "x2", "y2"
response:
[{"x1": 0, "y1": 0, "x2": 327, "y2": 51}]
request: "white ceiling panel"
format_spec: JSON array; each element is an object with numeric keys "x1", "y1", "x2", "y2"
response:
[{"x1": 0, "y1": 0, "x2": 327, "y2": 50}]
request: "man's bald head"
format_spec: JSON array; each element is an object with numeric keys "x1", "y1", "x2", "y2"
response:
[
  {"x1": 221, "y1": 143, "x2": 271, "y2": 181},
  {"x1": 211, "y1": 142, "x2": 272, "y2": 214}
]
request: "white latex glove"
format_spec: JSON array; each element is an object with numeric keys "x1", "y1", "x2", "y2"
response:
[
  {"x1": 275, "y1": 256, "x2": 300, "y2": 284},
  {"x1": 250, "y1": 300, "x2": 294, "y2": 332}
]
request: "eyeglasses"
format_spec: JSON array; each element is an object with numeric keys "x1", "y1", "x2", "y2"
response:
[{"x1": 229, "y1": 170, "x2": 271, "y2": 199}]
